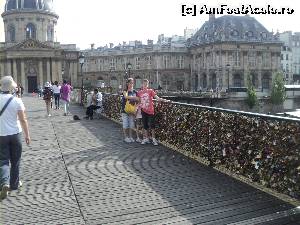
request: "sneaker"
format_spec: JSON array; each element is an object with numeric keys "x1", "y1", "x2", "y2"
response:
[
  {"x1": 124, "y1": 137, "x2": 132, "y2": 143},
  {"x1": 136, "y1": 138, "x2": 142, "y2": 143},
  {"x1": 130, "y1": 138, "x2": 135, "y2": 142},
  {"x1": 0, "y1": 184, "x2": 9, "y2": 200},
  {"x1": 152, "y1": 138, "x2": 158, "y2": 146},
  {"x1": 141, "y1": 138, "x2": 150, "y2": 145},
  {"x1": 48, "y1": 114, "x2": 51, "y2": 117},
  {"x1": 63, "y1": 113, "x2": 67, "y2": 116},
  {"x1": 9, "y1": 181, "x2": 22, "y2": 191}
]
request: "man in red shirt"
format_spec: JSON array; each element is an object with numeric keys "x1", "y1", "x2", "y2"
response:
[{"x1": 137, "y1": 79, "x2": 169, "y2": 145}]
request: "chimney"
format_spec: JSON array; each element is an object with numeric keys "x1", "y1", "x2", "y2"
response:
[
  {"x1": 209, "y1": 14, "x2": 215, "y2": 21},
  {"x1": 109, "y1": 43, "x2": 114, "y2": 48},
  {"x1": 90, "y1": 43, "x2": 95, "y2": 50}
]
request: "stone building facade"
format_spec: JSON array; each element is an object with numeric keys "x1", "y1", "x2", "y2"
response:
[
  {"x1": 82, "y1": 15, "x2": 282, "y2": 93},
  {"x1": 0, "y1": 0, "x2": 79, "y2": 93},
  {"x1": 82, "y1": 45, "x2": 190, "y2": 91}
]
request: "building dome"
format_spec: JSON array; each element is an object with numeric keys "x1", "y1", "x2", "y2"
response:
[
  {"x1": 189, "y1": 15, "x2": 279, "y2": 46},
  {"x1": 4, "y1": 0, "x2": 55, "y2": 13}
]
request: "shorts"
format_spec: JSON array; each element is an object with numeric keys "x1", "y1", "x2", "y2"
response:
[
  {"x1": 122, "y1": 113, "x2": 135, "y2": 129},
  {"x1": 141, "y1": 111, "x2": 155, "y2": 130}
]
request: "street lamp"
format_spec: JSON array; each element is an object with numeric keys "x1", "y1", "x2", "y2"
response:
[
  {"x1": 226, "y1": 64, "x2": 230, "y2": 92},
  {"x1": 79, "y1": 53, "x2": 85, "y2": 106},
  {"x1": 126, "y1": 62, "x2": 132, "y2": 78}
]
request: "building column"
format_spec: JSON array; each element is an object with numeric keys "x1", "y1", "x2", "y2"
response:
[
  {"x1": 6, "y1": 60, "x2": 12, "y2": 76},
  {"x1": 47, "y1": 60, "x2": 51, "y2": 82},
  {"x1": 57, "y1": 60, "x2": 62, "y2": 82},
  {"x1": 21, "y1": 60, "x2": 25, "y2": 91},
  {"x1": 39, "y1": 60, "x2": 43, "y2": 87},
  {"x1": 73, "y1": 62, "x2": 78, "y2": 86},
  {"x1": 0, "y1": 61, "x2": 3, "y2": 78},
  {"x1": 13, "y1": 59, "x2": 17, "y2": 84},
  {"x1": 51, "y1": 60, "x2": 57, "y2": 82}
]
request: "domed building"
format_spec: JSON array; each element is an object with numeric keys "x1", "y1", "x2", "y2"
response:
[
  {"x1": 188, "y1": 15, "x2": 282, "y2": 92},
  {"x1": 0, "y1": 0, "x2": 79, "y2": 93}
]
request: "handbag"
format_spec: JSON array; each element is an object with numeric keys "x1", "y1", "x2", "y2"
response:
[{"x1": 124, "y1": 100, "x2": 137, "y2": 114}]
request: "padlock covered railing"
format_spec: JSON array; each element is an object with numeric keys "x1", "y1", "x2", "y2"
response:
[{"x1": 101, "y1": 94, "x2": 300, "y2": 200}]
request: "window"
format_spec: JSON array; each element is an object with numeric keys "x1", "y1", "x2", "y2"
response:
[
  {"x1": 231, "y1": 30, "x2": 239, "y2": 37},
  {"x1": 135, "y1": 57, "x2": 140, "y2": 69},
  {"x1": 176, "y1": 56, "x2": 184, "y2": 69},
  {"x1": 248, "y1": 52, "x2": 256, "y2": 67},
  {"x1": 135, "y1": 76, "x2": 142, "y2": 88},
  {"x1": 110, "y1": 58, "x2": 116, "y2": 70},
  {"x1": 8, "y1": 25, "x2": 15, "y2": 42},
  {"x1": 246, "y1": 31, "x2": 253, "y2": 37},
  {"x1": 262, "y1": 74, "x2": 270, "y2": 89},
  {"x1": 261, "y1": 32, "x2": 267, "y2": 39},
  {"x1": 262, "y1": 52, "x2": 270, "y2": 67},
  {"x1": 24, "y1": 0, "x2": 36, "y2": 8},
  {"x1": 233, "y1": 74, "x2": 242, "y2": 87},
  {"x1": 47, "y1": 25, "x2": 53, "y2": 41},
  {"x1": 286, "y1": 54, "x2": 288, "y2": 60},
  {"x1": 163, "y1": 55, "x2": 170, "y2": 69},
  {"x1": 233, "y1": 51, "x2": 240, "y2": 66},
  {"x1": 25, "y1": 23, "x2": 36, "y2": 39}
]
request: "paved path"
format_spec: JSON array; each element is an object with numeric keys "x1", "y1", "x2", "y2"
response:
[{"x1": 1, "y1": 96, "x2": 300, "y2": 225}]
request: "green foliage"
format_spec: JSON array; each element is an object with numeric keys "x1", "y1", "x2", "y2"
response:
[
  {"x1": 246, "y1": 73, "x2": 258, "y2": 109},
  {"x1": 271, "y1": 72, "x2": 286, "y2": 105}
]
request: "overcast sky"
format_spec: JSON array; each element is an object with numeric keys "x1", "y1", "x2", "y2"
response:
[{"x1": 0, "y1": 0, "x2": 299, "y2": 49}]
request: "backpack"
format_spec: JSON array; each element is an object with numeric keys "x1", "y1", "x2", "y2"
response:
[{"x1": 43, "y1": 88, "x2": 52, "y2": 100}]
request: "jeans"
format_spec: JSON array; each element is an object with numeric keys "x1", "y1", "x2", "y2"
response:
[
  {"x1": 0, "y1": 133, "x2": 22, "y2": 189},
  {"x1": 54, "y1": 93, "x2": 60, "y2": 109},
  {"x1": 86, "y1": 105, "x2": 101, "y2": 118},
  {"x1": 62, "y1": 100, "x2": 70, "y2": 114}
]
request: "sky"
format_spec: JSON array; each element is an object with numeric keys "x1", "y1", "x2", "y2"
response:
[{"x1": 0, "y1": 0, "x2": 299, "y2": 50}]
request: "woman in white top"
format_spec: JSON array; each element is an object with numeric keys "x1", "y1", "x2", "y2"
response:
[
  {"x1": 52, "y1": 81, "x2": 61, "y2": 109},
  {"x1": 0, "y1": 76, "x2": 30, "y2": 200}
]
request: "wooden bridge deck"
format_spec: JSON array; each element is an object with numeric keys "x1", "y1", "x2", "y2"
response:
[{"x1": 1, "y1": 96, "x2": 299, "y2": 225}]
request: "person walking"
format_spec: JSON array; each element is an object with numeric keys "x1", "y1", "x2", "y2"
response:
[
  {"x1": 121, "y1": 78, "x2": 139, "y2": 143},
  {"x1": 43, "y1": 82, "x2": 53, "y2": 117},
  {"x1": 0, "y1": 76, "x2": 30, "y2": 200},
  {"x1": 137, "y1": 79, "x2": 169, "y2": 146},
  {"x1": 52, "y1": 81, "x2": 61, "y2": 109},
  {"x1": 60, "y1": 80, "x2": 72, "y2": 116}
]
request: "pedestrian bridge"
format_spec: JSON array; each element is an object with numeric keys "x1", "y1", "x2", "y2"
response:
[{"x1": 1, "y1": 96, "x2": 300, "y2": 225}]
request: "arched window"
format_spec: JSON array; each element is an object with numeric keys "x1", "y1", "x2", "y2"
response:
[
  {"x1": 96, "y1": 76, "x2": 104, "y2": 88},
  {"x1": 26, "y1": 23, "x2": 36, "y2": 39},
  {"x1": 110, "y1": 76, "x2": 118, "y2": 89},
  {"x1": 233, "y1": 74, "x2": 242, "y2": 87},
  {"x1": 202, "y1": 73, "x2": 207, "y2": 89},
  {"x1": 251, "y1": 73, "x2": 258, "y2": 88},
  {"x1": 262, "y1": 74, "x2": 270, "y2": 89},
  {"x1": 47, "y1": 25, "x2": 54, "y2": 41},
  {"x1": 8, "y1": 25, "x2": 15, "y2": 42},
  {"x1": 211, "y1": 73, "x2": 217, "y2": 89},
  {"x1": 135, "y1": 76, "x2": 142, "y2": 89}
]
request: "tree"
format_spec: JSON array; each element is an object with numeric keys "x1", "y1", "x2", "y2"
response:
[
  {"x1": 246, "y1": 73, "x2": 258, "y2": 109},
  {"x1": 271, "y1": 72, "x2": 286, "y2": 105}
]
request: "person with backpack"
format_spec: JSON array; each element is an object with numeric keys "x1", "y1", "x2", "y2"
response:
[
  {"x1": 43, "y1": 82, "x2": 53, "y2": 117},
  {"x1": 0, "y1": 76, "x2": 30, "y2": 200}
]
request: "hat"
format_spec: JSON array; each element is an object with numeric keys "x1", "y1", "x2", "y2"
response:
[
  {"x1": 0, "y1": 76, "x2": 17, "y2": 92},
  {"x1": 44, "y1": 82, "x2": 51, "y2": 88}
]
